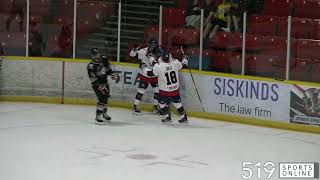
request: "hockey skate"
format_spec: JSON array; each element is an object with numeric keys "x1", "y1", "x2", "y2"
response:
[
  {"x1": 103, "y1": 113, "x2": 111, "y2": 121},
  {"x1": 95, "y1": 114, "x2": 105, "y2": 125},
  {"x1": 132, "y1": 105, "x2": 142, "y2": 115},
  {"x1": 178, "y1": 115, "x2": 188, "y2": 124},
  {"x1": 161, "y1": 115, "x2": 172, "y2": 123}
]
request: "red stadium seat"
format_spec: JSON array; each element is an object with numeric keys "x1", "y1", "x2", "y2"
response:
[
  {"x1": 212, "y1": 51, "x2": 242, "y2": 73},
  {"x1": 311, "y1": 19, "x2": 320, "y2": 40},
  {"x1": 202, "y1": 49, "x2": 215, "y2": 59},
  {"x1": 57, "y1": 0, "x2": 74, "y2": 18},
  {"x1": 263, "y1": 0, "x2": 293, "y2": 16},
  {"x1": 248, "y1": 14, "x2": 278, "y2": 23},
  {"x1": 209, "y1": 32, "x2": 243, "y2": 50},
  {"x1": 247, "y1": 16, "x2": 279, "y2": 36},
  {"x1": 169, "y1": 28, "x2": 199, "y2": 45},
  {"x1": 246, "y1": 54, "x2": 285, "y2": 78},
  {"x1": 261, "y1": 36, "x2": 288, "y2": 57},
  {"x1": 278, "y1": 17, "x2": 311, "y2": 39},
  {"x1": 228, "y1": 33, "x2": 243, "y2": 49},
  {"x1": 295, "y1": 39, "x2": 320, "y2": 60},
  {"x1": 209, "y1": 32, "x2": 231, "y2": 48},
  {"x1": 168, "y1": 46, "x2": 183, "y2": 59},
  {"x1": 163, "y1": 8, "x2": 186, "y2": 27},
  {"x1": 290, "y1": 58, "x2": 316, "y2": 82},
  {"x1": 185, "y1": 47, "x2": 200, "y2": 56},
  {"x1": 245, "y1": 34, "x2": 265, "y2": 51},
  {"x1": 229, "y1": 52, "x2": 242, "y2": 73},
  {"x1": 294, "y1": 0, "x2": 320, "y2": 19},
  {"x1": 30, "y1": 0, "x2": 49, "y2": 17},
  {"x1": 77, "y1": 19, "x2": 93, "y2": 37}
]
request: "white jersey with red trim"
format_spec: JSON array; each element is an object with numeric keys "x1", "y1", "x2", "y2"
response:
[
  {"x1": 152, "y1": 58, "x2": 183, "y2": 93},
  {"x1": 130, "y1": 47, "x2": 156, "y2": 78}
]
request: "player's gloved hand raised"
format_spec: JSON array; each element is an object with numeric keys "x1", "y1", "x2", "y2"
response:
[
  {"x1": 182, "y1": 55, "x2": 189, "y2": 67},
  {"x1": 133, "y1": 44, "x2": 141, "y2": 51},
  {"x1": 111, "y1": 73, "x2": 120, "y2": 83},
  {"x1": 98, "y1": 84, "x2": 109, "y2": 96}
]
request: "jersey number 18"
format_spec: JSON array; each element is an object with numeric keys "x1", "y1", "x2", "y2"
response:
[{"x1": 165, "y1": 71, "x2": 177, "y2": 85}]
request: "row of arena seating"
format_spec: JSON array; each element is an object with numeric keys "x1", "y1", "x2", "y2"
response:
[
  {"x1": 130, "y1": 0, "x2": 320, "y2": 83},
  {"x1": 0, "y1": 32, "x2": 69, "y2": 55},
  {"x1": 145, "y1": 26, "x2": 320, "y2": 60},
  {"x1": 248, "y1": 15, "x2": 320, "y2": 39},
  {"x1": 0, "y1": 1, "x2": 112, "y2": 37},
  {"x1": 167, "y1": 47, "x2": 320, "y2": 82},
  {"x1": 162, "y1": 7, "x2": 320, "y2": 39},
  {"x1": 144, "y1": 26, "x2": 199, "y2": 46},
  {"x1": 209, "y1": 32, "x2": 320, "y2": 60},
  {"x1": 263, "y1": 0, "x2": 320, "y2": 18}
]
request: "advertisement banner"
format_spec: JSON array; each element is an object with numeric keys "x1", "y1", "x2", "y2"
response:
[
  {"x1": 2, "y1": 59, "x2": 320, "y2": 127},
  {"x1": 290, "y1": 84, "x2": 320, "y2": 126},
  {"x1": 201, "y1": 76, "x2": 291, "y2": 122}
]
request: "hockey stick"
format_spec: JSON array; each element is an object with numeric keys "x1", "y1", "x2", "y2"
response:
[{"x1": 180, "y1": 46, "x2": 205, "y2": 112}]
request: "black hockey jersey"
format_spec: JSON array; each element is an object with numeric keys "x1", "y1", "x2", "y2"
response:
[{"x1": 87, "y1": 60, "x2": 113, "y2": 86}]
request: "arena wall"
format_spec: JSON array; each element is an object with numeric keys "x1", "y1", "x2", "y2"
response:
[{"x1": 1, "y1": 57, "x2": 320, "y2": 134}]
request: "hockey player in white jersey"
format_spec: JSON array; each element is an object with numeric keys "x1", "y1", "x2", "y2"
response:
[
  {"x1": 130, "y1": 39, "x2": 161, "y2": 115},
  {"x1": 147, "y1": 47, "x2": 189, "y2": 123}
]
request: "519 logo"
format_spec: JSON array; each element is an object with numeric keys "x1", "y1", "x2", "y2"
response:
[{"x1": 242, "y1": 161, "x2": 276, "y2": 179}]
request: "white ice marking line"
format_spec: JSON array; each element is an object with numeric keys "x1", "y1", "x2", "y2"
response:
[
  {"x1": 77, "y1": 149, "x2": 111, "y2": 160},
  {"x1": 92, "y1": 146, "x2": 140, "y2": 153},
  {"x1": 141, "y1": 162, "x2": 193, "y2": 168},
  {"x1": 172, "y1": 155, "x2": 209, "y2": 166}
]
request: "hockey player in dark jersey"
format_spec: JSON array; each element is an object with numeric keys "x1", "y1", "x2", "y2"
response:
[{"x1": 87, "y1": 48, "x2": 120, "y2": 125}]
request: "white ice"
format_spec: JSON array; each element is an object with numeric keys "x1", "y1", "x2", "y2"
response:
[{"x1": 0, "y1": 102, "x2": 319, "y2": 180}]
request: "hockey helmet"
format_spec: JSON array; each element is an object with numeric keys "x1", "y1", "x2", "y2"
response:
[
  {"x1": 148, "y1": 38, "x2": 158, "y2": 49},
  {"x1": 91, "y1": 48, "x2": 101, "y2": 60},
  {"x1": 159, "y1": 47, "x2": 170, "y2": 62}
]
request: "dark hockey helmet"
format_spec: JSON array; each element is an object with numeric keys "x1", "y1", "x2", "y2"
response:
[
  {"x1": 101, "y1": 55, "x2": 108, "y2": 61},
  {"x1": 91, "y1": 48, "x2": 101, "y2": 60},
  {"x1": 148, "y1": 38, "x2": 158, "y2": 49},
  {"x1": 101, "y1": 55, "x2": 110, "y2": 66},
  {"x1": 159, "y1": 47, "x2": 170, "y2": 62}
]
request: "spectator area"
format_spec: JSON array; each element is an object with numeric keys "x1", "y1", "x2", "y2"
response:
[
  {"x1": 0, "y1": 0, "x2": 113, "y2": 56},
  {"x1": 142, "y1": 0, "x2": 320, "y2": 82}
]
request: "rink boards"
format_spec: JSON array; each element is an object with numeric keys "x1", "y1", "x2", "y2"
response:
[{"x1": 0, "y1": 57, "x2": 319, "y2": 133}]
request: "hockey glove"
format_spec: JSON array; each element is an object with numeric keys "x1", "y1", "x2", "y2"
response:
[
  {"x1": 182, "y1": 55, "x2": 189, "y2": 67},
  {"x1": 98, "y1": 84, "x2": 110, "y2": 96},
  {"x1": 133, "y1": 44, "x2": 141, "y2": 51}
]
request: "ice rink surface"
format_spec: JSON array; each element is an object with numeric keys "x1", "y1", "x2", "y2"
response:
[{"x1": 0, "y1": 102, "x2": 319, "y2": 180}]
